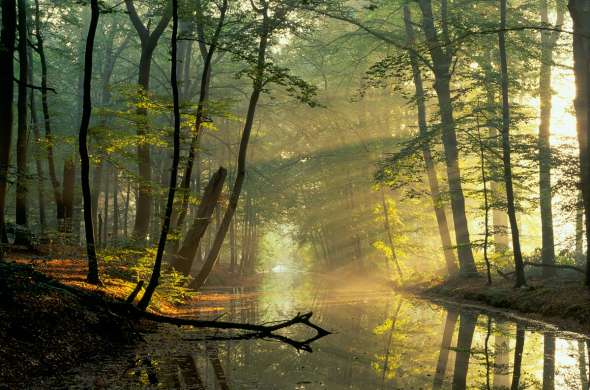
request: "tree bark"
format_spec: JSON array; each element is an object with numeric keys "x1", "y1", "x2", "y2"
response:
[
  {"x1": 124, "y1": 0, "x2": 171, "y2": 242},
  {"x1": 79, "y1": 0, "x2": 100, "y2": 284},
  {"x1": 15, "y1": 0, "x2": 29, "y2": 246},
  {"x1": 137, "y1": 0, "x2": 182, "y2": 310},
  {"x1": 0, "y1": 0, "x2": 16, "y2": 248},
  {"x1": 499, "y1": 0, "x2": 526, "y2": 287},
  {"x1": 403, "y1": 4, "x2": 458, "y2": 276},
  {"x1": 171, "y1": 167, "x2": 227, "y2": 275},
  {"x1": 33, "y1": 0, "x2": 64, "y2": 230},
  {"x1": 538, "y1": 0, "x2": 564, "y2": 277},
  {"x1": 28, "y1": 46, "x2": 46, "y2": 234},
  {"x1": 62, "y1": 158, "x2": 75, "y2": 234},
  {"x1": 569, "y1": 0, "x2": 590, "y2": 286},
  {"x1": 417, "y1": 0, "x2": 477, "y2": 275}
]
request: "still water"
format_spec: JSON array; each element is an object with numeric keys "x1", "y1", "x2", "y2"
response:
[{"x1": 42, "y1": 272, "x2": 589, "y2": 389}]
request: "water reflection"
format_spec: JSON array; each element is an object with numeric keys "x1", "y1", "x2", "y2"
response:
[{"x1": 47, "y1": 275, "x2": 590, "y2": 389}]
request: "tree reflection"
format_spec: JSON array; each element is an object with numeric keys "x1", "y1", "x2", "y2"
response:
[
  {"x1": 452, "y1": 312, "x2": 477, "y2": 390},
  {"x1": 433, "y1": 309, "x2": 459, "y2": 389}
]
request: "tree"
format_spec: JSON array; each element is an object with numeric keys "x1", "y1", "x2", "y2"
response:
[
  {"x1": 137, "y1": 0, "x2": 182, "y2": 310},
  {"x1": 79, "y1": 0, "x2": 101, "y2": 285},
  {"x1": 15, "y1": 0, "x2": 29, "y2": 246},
  {"x1": 417, "y1": 0, "x2": 478, "y2": 276},
  {"x1": 499, "y1": 0, "x2": 526, "y2": 287},
  {"x1": 0, "y1": 0, "x2": 16, "y2": 250},
  {"x1": 538, "y1": 0, "x2": 564, "y2": 276},
  {"x1": 403, "y1": 2, "x2": 458, "y2": 276},
  {"x1": 124, "y1": 0, "x2": 171, "y2": 241},
  {"x1": 190, "y1": 0, "x2": 287, "y2": 290},
  {"x1": 569, "y1": 0, "x2": 590, "y2": 286}
]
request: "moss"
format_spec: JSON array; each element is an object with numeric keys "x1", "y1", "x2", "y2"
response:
[{"x1": 413, "y1": 277, "x2": 590, "y2": 334}]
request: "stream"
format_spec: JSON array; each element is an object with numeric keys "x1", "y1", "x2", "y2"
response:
[{"x1": 38, "y1": 272, "x2": 590, "y2": 389}]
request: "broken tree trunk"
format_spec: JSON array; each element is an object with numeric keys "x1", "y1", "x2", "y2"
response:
[{"x1": 171, "y1": 167, "x2": 227, "y2": 275}]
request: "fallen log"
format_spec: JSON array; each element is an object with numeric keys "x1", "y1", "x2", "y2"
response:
[{"x1": 523, "y1": 261, "x2": 584, "y2": 274}]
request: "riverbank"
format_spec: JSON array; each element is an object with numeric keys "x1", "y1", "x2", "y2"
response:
[
  {"x1": 406, "y1": 276, "x2": 590, "y2": 335},
  {"x1": 0, "y1": 260, "x2": 140, "y2": 386}
]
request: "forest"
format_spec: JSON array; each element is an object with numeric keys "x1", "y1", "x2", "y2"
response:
[{"x1": 1, "y1": 0, "x2": 590, "y2": 388}]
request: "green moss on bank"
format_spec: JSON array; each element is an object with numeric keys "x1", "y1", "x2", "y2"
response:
[{"x1": 416, "y1": 277, "x2": 590, "y2": 333}]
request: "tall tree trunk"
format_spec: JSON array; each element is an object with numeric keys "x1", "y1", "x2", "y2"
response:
[
  {"x1": 79, "y1": 0, "x2": 100, "y2": 284},
  {"x1": 538, "y1": 0, "x2": 564, "y2": 277},
  {"x1": 112, "y1": 167, "x2": 119, "y2": 241},
  {"x1": 569, "y1": 0, "x2": 590, "y2": 286},
  {"x1": 499, "y1": 0, "x2": 526, "y2": 287},
  {"x1": 418, "y1": 0, "x2": 477, "y2": 275},
  {"x1": 404, "y1": 4, "x2": 458, "y2": 276},
  {"x1": 29, "y1": 54, "x2": 46, "y2": 234},
  {"x1": 380, "y1": 189, "x2": 403, "y2": 280},
  {"x1": 102, "y1": 164, "x2": 110, "y2": 244},
  {"x1": 15, "y1": 0, "x2": 29, "y2": 246},
  {"x1": 174, "y1": 0, "x2": 227, "y2": 234},
  {"x1": 33, "y1": 0, "x2": 64, "y2": 229},
  {"x1": 124, "y1": 0, "x2": 171, "y2": 241},
  {"x1": 137, "y1": 0, "x2": 182, "y2": 310},
  {"x1": 62, "y1": 158, "x2": 75, "y2": 234},
  {"x1": 0, "y1": 0, "x2": 16, "y2": 248},
  {"x1": 190, "y1": 6, "x2": 272, "y2": 290}
]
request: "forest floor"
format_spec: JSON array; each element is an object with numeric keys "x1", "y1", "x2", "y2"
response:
[
  {"x1": 406, "y1": 276, "x2": 590, "y2": 335},
  {"x1": 0, "y1": 250, "x2": 249, "y2": 386}
]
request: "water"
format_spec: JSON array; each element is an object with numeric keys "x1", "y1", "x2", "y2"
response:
[{"x1": 40, "y1": 272, "x2": 590, "y2": 389}]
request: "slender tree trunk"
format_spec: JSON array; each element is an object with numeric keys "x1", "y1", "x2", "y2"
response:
[
  {"x1": 33, "y1": 0, "x2": 64, "y2": 229},
  {"x1": 15, "y1": 0, "x2": 29, "y2": 246},
  {"x1": 380, "y1": 189, "x2": 403, "y2": 280},
  {"x1": 124, "y1": 0, "x2": 171, "y2": 242},
  {"x1": 404, "y1": 4, "x2": 458, "y2": 276},
  {"x1": 62, "y1": 158, "x2": 75, "y2": 234},
  {"x1": 28, "y1": 37, "x2": 46, "y2": 234},
  {"x1": 538, "y1": 0, "x2": 564, "y2": 277},
  {"x1": 190, "y1": 7, "x2": 271, "y2": 290},
  {"x1": 112, "y1": 167, "x2": 119, "y2": 241},
  {"x1": 174, "y1": 0, "x2": 227, "y2": 233},
  {"x1": 477, "y1": 110, "x2": 492, "y2": 285},
  {"x1": 137, "y1": 0, "x2": 182, "y2": 310},
  {"x1": 79, "y1": 0, "x2": 100, "y2": 284},
  {"x1": 499, "y1": 0, "x2": 526, "y2": 287},
  {"x1": 0, "y1": 0, "x2": 16, "y2": 249},
  {"x1": 418, "y1": 0, "x2": 477, "y2": 275},
  {"x1": 124, "y1": 175, "x2": 130, "y2": 238},
  {"x1": 103, "y1": 165, "x2": 111, "y2": 244},
  {"x1": 569, "y1": 0, "x2": 590, "y2": 286}
]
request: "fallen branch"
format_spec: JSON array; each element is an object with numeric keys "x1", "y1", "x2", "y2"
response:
[
  {"x1": 140, "y1": 310, "x2": 331, "y2": 352},
  {"x1": 523, "y1": 261, "x2": 584, "y2": 274}
]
